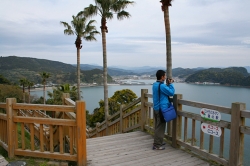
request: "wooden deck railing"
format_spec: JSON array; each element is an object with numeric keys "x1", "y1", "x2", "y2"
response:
[
  {"x1": 0, "y1": 98, "x2": 87, "y2": 166},
  {"x1": 1, "y1": 89, "x2": 249, "y2": 166},
  {"x1": 87, "y1": 89, "x2": 250, "y2": 166}
]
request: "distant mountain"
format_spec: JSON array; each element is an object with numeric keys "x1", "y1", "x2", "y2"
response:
[
  {"x1": 0, "y1": 56, "x2": 112, "y2": 84},
  {"x1": 76, "y1": 64, "x2": 137, "y2": 76},
  {"x1": 172, "y1": 67, "x2": 205, "y2": 78},
  {"x1": 185, "y1": 67, "x2": 250, "y2": 86},
  {"x1": 77, "y1": 64, "x2": 206, "y2": 77}
]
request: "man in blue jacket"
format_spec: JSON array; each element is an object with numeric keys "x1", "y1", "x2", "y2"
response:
[{"x1": 152, "y1": 70, "x2": 175, "y2": 150}]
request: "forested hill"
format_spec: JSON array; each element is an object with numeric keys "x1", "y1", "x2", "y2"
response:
[
  {"x1": 0, "y1": 56, "x2": 112, "y2": 84},
  {"x1": 185, "y1": 67, "x2": 250, "y2": 86}
]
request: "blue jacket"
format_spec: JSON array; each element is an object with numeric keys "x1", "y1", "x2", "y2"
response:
[{"x1": 152, "y1": 81, "x2": 175, "y2": 111}]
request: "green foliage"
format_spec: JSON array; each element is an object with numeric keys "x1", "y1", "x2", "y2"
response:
[
  {"x1": 47, "y1": 83, "x2": 77, "y2": 105},
  {"x1": 0, "y1": 56, "x2": 113, "y2": 84},
  {"x1": 88, "y1": 89, "x2": 137, "y2": 127},
  {"x1": 0, "y1": 84, "x2": 23, "y2": 102},
  {"x1": 185, "y1": 67, "x2": 250, "y2": 86},
  {"x1": 0, "y1": 74, "x2": 11, "y2": 85}
]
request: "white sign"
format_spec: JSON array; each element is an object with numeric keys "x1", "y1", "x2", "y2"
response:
[
  {"x1": 201, "y1": 123, "x2": 222, "y2": 137},
  {"x1": 200, "y1": 108, "x2": 221, "y2": 122}
]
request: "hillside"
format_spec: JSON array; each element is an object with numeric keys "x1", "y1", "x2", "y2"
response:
[
  {"x1": 185, "y1": 67, "x2": 250, "y2": 86},
  {"x1": 0, "y1": 56, "x2": 113, "y2": 84},
  {"x1": 78, "y1": 64, "x2": 136, "y2": 76}
]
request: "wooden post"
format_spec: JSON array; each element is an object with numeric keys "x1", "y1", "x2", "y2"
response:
[
  {"x1": 229, "y1": 102, "x2": 246, "y2": 166},
  {"x1": 6, "y1": 98, "x2": 17, "y2": 158},
  {"x1": 119, "y1": 105, "x2": 124, "y2": 133},
  {"x1": 76, "y1": 101, "x2": 87, "y2": 166},
  {"x1": 140, "y1": 89, "x2": 148, "y2": 131},
  {"x1": 172, "y1": 94, "x2": 182, "y2": 148}
]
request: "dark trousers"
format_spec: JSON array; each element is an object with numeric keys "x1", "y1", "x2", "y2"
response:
[{"x1": 153, "y1": 110, "x2": 166, "y2": 148}]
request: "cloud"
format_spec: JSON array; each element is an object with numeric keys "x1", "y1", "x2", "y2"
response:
[{"x1": 0, "y1": 0, "x2": 250, "y2": 68}]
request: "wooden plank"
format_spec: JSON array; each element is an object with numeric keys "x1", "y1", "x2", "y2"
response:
[
  {"x1": 13, "y1": 103, "x2": 75, "y2": 112},
  {"x1": 0, "y1": 113, "x2": 7, "y2": 120},
  {"x1": 87, "y1": 134, "x2": 152, "y2": 150},
  {"x1": 123, "y1": 107, "x2": 140, "y2": 119},
  {"x1": 108, "y1": 118, "x2": 119, "y2": 127},
  {"x1": 0, "y1": 141, "x2": 8, "y2": 152},
  {"x1": 40, "y1": 124, "x2": 44, "y2": 152},
  {"x1": 65, "y1": 98, "x2": 75, "y2": 106},
  {"x1": 21, "y1": 123, "x2": 25, "y2": 150},
  {"x1": 123, "y1": 123, "x2": 140, "y2": 133},
  {"x1": 6, "y1": 98, "x2": 17, "y2": 158},
  {"x1": 184, "y1": 117, "x2": 188, "y2": 142},
  {"x1": 87, "y1": 131, "x2": 146, "y2": 143},
  {"x1": 192, "y1": 119, "x2": 195, "y2": 146},
  {"x1": 108, "y1": 111, "x2": 120, "y2": 121},
  {"x1": 0, "y1": 103, "x2": 5, "y2": 109},
  {"x1": 200, "y1": 121, "x2": 204, "y2": 150},
  {"x1": 178, "y1": 111, "x2": 231, "y2": 129},
  {"x1": 49, "y1": 125, "x2": 53, "y2": 153},
  {"x1": 14, "y1": 149, "x2": 77, "y2": 161},
  {"x1": 241, "y1": 110, "x2": 250, "y2": 118},
  {"x1": 144, "y1": 101, "x2": 153, "y2": 107},
  {"x1": 240, "y1": 126, "x2": 250, "y2": 135},
  {"x1": 219, "y1": 127, "x2": 225, "y2": 158},
  {"x1": 178, "y1": 99, "x2": 231, "y2": 114},
  {"x1": 89, "y1": 146, "x2": 179, "y2": 166},
  {"x1": 30, "y1": 123, "x2": 35, "y2": 151},
  {"x1": 229, "y1": 103, "x2": 246, "y2": 166},
  {"x1": 69, "y1": 127, "x2": 73, "y2": 155},
  {"x1": 59, "y1": 126, "x2": 63, "y2": 154},
  {"x1": 209, "y1": 135, "x2": 213, "y2": 153},
  {"x1": 144, "y1": 93, "x2": 152, "y2": 98},
  {"x1": 76, "y1": 101, "x2": 87, "y2": 166},
  {"x1": 87, "y1": 140, "x2": 153, "y2": 157},
  {"x1": 177, "y1": 140, "x2": 228, "y2": 166},
  {"x1": 13, "y1": 116, "x2": 76, "y2": 126},
  {"x1": 122, "y1": 97, "x2": 141, "y2": 111}
]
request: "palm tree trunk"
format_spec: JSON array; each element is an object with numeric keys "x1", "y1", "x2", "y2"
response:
[
  {"x1": 23, "y1": 86, "x2": 25, "y2": 103},
  {"x1": 28, "y1": 87, "x2": 31, "y2": 103},
  {"x1": 43, "y1": 84, "x2": 46, "y2": 104},
  {"x1": 163, "y1": 6, "x2": 172, "y2": 79},
  {"x1": 77, "y1": 47, "x2": 81, "y2": 100},
  {"x1": 101, "y1": 28, "x2": 109, "y2": 120}
]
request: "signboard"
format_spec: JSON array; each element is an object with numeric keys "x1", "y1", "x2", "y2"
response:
[
  {"x1": 200, "y1": 108, "x2": 221, "y2": 122},
  {"x1": 201, "y1": 123, "x2": 222, "y2": 137}
]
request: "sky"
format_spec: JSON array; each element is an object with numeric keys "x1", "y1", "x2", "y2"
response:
[{"x1": 0, "y1": 0, "x2": 250, "y2": 69}]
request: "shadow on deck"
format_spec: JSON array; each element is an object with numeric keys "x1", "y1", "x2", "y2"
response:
[{"x1": 87, "y1": 131, "x2": 210, "y2": 166}]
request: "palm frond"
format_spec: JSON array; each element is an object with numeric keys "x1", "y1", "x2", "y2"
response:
[
  {"x1": 60, "y1": 21, "x2": 74, "y2": 35},
  {"x1": 84, "y1": 4, "x2": 99, "y2": 18},
  {"x1": 112, "y1": 0, "x2": 134, "y2": 12},
  {"x1": 117, "y1": 10, "x2": 130, "y2": 20}
]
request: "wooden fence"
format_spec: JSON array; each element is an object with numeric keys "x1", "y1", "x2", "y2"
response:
[
  {"x1": 87, "y1": 89, "x2": 250, "y2": 166},
  {"x1": 0, "y1": 98, "x2": 87, "y2": 166},
  {"x1": 1, "y1": 89, "x2": 250, "y2": 166}
]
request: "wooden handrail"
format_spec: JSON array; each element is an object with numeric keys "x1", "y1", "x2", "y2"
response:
[
  {"x1": 1, "y1": 90, "x2": 249, "y2": 166},
  {"x1": 13, "y1": 103, "x2": 75, "y2": 112}
]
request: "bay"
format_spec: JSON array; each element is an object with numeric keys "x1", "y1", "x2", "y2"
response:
[{"x1": 30, "y1": 81, "x2": 250, "y2": 165}]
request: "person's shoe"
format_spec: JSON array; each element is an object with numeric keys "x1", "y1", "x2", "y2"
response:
[{"x1": 152, "y1": 145, "x2": 165, "y2": 150}]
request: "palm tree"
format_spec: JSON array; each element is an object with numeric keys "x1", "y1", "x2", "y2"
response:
[
  {"x1": 40, "y1": 72, "x2": 51, "y2": 104},
  {"x1": 61, "y1": 14, "x2": 99, "y2": 100},
  {"x1": 19, "y1": 78, "x2": 27, "y2": 103},
  {"x1": 27, "y1": 80, "x2": 34, "y2": 103},
  {"x1": 80, "y1": 0, "x2": 134, "y2": 119},
  {"x1": 160, "y1": 0, "x2": 173, "y2": 78}
]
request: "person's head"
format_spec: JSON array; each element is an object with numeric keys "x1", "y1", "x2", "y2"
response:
[{"x1": 156, "y1": 70, "x2": 166, "y2": 81}]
